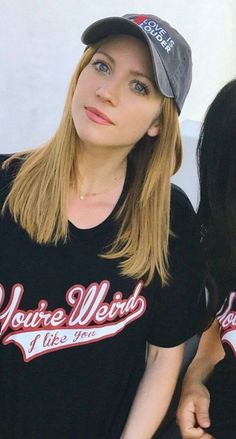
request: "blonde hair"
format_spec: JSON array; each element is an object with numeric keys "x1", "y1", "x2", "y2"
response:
[{"x1": 2, "y1": 43, "x2": 182, "y2": 286}]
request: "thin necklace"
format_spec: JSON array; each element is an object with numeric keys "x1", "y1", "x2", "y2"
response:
[{"x1": 78, "y1": 172, "x2": 125, "y2": 200}]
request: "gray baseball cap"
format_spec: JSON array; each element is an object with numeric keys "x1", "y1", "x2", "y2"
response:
[{"x1": 81, "y1": 13, "x2": 192, "y2": 114}]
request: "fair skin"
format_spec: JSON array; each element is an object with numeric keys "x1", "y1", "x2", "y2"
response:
[
  {"x1": 120, "y1": 343, "x2": 184, "y2": 439},
  {"x1": 69, "y1": 34, "x2": 185, "y2": 438},
  {"x1": 68, "y1": 34, "x2": 162, "y2": 229},
  {"x1": 177, "y1": 319, "x2": 225, "y2": 439}
]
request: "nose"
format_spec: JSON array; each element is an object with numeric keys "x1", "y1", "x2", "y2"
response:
[{"x1": 95, "y1": 79, "x2": 120, "y2": 106}]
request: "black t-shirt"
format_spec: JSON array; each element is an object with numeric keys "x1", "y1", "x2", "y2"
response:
[
  {"x1": 205, "y1": 292, "x2": 236, "y2": 438},
  {"x1": 0, "y1": 154, "x2": 203, "y2": 439}
]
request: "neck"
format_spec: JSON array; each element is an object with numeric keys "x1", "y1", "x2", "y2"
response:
[{"x1": 75, "y1": 148, "x2": 128, "y2": 197}]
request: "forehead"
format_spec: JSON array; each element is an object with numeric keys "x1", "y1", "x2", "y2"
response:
[{"x1": 95, "y1": 34, "x2": 153, "y2": 72}]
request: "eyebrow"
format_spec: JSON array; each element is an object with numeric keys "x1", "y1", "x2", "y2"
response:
[{"x1": 95, "y1": 50, "x2": 154, "y2": 84}]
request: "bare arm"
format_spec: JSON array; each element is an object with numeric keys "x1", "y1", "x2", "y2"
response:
[
  {"x1": 121, "y1": 342, "x2": 184, "y2": 439},
  {"x1": 177, "y1": 319, "x2": 225, "y2": 439}
]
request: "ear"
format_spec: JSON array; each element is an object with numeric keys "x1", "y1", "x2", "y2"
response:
[{"x1": 147, "y1": 120, "x2": 160, "y2": 137}]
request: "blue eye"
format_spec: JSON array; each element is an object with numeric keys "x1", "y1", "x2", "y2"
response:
[
  {"x1": 131, "y1": 80, "x2": 150, "y2": 96},
  {"x1": 91, "y1": 60, "x2": 110, "y2": 73}
]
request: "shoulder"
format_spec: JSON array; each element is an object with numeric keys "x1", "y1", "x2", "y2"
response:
[
  {"x1": 170, "y1": 183, "x2": 196, "y2": 234},
  {"x1": 0, "y1": 153, "x2": 24, "y2": 179},
  {"x1": 168, "y1": 184, "x2": 202, "y2": 276},
  {"x1": 171, "y1": 183, "x2": 195, "y2": 211},
  {"x1": 0, "y1": 153, "x2": 12, "y2": 167},
  {"x1": 0, "y1": 153, "x2": 23, "y2": 204},
  {"x1": 0, "y1": 154, "x2": 13, "y2": 184}
]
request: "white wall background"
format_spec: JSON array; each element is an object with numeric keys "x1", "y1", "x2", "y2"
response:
[{"x1": 0, "y1": 0, "x2": 236, "y2": 207}]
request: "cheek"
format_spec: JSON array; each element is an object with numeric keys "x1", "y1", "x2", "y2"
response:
[
  {"x1": 71, "y1": 90, "x2": 77, "y2": 113},
  {"x1": 141, "y1": 103, "x2": 162, "y2": 132},
  {"x1": 71, "y1": 78, "x2": 87, "y2": 123},
  {"x1": 71, "y1": 86, "x2": 86, "y2": 136},
  {"x1": 72, "y1": 74, "x2": 88, "y2": 107},
  {"x1": 124, "y1": 106, "x2": 158, "y2": 134}
]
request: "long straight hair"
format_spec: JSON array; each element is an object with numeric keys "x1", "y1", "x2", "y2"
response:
[
  {"x1": 197, "y1": 79, "x2": 236, "y2": 305},
  {"x1": 2, "y1": 42, "x2": 182, "y2": 286}
]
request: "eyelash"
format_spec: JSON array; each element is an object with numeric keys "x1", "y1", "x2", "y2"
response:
[
  {"x1": 131, "y1": 80, "x2": 150, "y2": 96},
  {"x1": 91, "y1": 60, "x2": 110, "y2": 73},
  {"x1": 91, "y1": 59, "x2": 151, "y2": 96}
]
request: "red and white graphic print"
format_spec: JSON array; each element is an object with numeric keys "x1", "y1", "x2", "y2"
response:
[
  {"x1": 218, "y1": 291, "x2": 236, "y2": 356},
  {"x1": 0, "y1": 281, "x2": 146, "y2": 362},
  {"x1": 131, "y1": 15, "x2": 175, "y2": 53}
]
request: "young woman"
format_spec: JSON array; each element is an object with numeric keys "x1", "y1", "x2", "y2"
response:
[
  {"x1": 0, "y1": 13, "x2": 203, "y2": 439},
  {"x1": 177, "y1": 80, "x2": 236, "y2": 439}
]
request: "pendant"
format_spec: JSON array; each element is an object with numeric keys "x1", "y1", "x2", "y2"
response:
[{"x1": 79, "y1": 194, "x2": 85, "y2": 200}]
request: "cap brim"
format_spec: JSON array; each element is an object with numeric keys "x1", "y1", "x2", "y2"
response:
[{"x1": 81, "y1": 17, "x2": 174, "y2": 99}]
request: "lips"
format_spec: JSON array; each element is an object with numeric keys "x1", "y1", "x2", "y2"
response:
[{"x1": 85, "y1": 106, "x2": 114, "y2": 125}]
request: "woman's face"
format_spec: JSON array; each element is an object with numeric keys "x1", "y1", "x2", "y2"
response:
[{"x1": 72, "y1": 34, "x2": 163, "y2": 151}]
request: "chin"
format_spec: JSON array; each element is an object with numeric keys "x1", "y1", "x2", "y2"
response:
[
  {"x1": 76, "y1": 133, "x2": 112, "y2": 149},
  {"x1": 75, "y1": 127, "x2": 114, "y2": 148}
]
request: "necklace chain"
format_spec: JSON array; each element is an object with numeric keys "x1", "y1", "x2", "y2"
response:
[{"x1": 78, "y1": 173, "x2": 124, "y2": 200}]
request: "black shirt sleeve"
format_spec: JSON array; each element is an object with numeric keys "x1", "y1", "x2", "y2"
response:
[
  {"x1": 148, "y1": 185, "x2": 205, "y2": 347},
  {"x1": 0, "y1": 154, "x2": 13, "y2": 205},
  {"x1": 0, "y1": 154, "x2": 22, "y2": 205}
]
